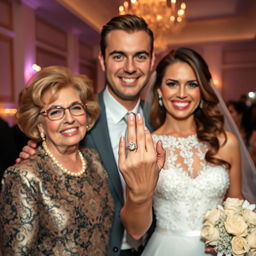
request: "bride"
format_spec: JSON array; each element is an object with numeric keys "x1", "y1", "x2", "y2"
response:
[{"x1": 119, "y1": 48, "x2": 244, "y2": 256}]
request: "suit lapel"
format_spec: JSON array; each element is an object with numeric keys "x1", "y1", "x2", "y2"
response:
[
  {"x1": 141, "y1": 100, "x2": 154, "y2": 132},
  {"x1": 88, "y1": 91, "x2": 124, "y2": 203}
]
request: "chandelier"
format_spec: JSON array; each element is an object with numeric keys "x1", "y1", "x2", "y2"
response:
[{"x1": 119, "y1": 0, "x2": 187, "y2": 51}]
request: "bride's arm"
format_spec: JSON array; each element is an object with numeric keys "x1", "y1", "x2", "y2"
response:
[
  {"x1": 219, "y1": 131, "x2": 244, "y2": 199},
  {"x1": 118, "y1": 113, "x2": 165, "y2": 240}
]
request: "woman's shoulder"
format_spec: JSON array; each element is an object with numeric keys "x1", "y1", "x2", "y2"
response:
[
  {"x1": 3, "y1": 147, "x2": 47, "y2": 178},
  {"x1": 218, "y1": 130, "x2": 239, "y2": 150},
  {"x1": 216, "y1": 131, "x2": 240, "y2": 163}
]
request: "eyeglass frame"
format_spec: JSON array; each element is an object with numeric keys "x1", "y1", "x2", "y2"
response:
[{"x1": 39, "y1": 102, "x2": 87, "y2": 121}]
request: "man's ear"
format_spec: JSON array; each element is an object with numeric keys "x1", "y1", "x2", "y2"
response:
[{"x1": 98, "y1": 53, "x2": 106, "y2": 72}]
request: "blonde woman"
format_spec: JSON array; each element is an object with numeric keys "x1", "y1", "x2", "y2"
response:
[{"x1": 0, "y1": 66, "x2": 113, "y2": 256}]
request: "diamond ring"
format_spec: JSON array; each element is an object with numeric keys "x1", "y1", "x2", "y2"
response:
[{"x1": 127, "y1": 142, "x2": 137, "y2": 151}]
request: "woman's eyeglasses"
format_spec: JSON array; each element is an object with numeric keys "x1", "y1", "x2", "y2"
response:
[{"x1": 40, "y1": 102, "x2": 86, "y2": 121}]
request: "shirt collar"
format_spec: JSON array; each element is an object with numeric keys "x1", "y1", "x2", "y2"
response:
[{"x1": 103, "y1": 86, "x2": 141, "y2": 124}]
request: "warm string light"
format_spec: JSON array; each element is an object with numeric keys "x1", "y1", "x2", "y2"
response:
[
  {"x1": 0, "y1": 108, "x2": 17, "y2": 115},
  {"x1": 119, "y1": 0, "x2": 187, "y2": 51}
]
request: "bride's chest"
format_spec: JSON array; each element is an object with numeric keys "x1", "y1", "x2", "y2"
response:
[{"x1": 155, "y1": 166, "x2": 230, "y2": 201}]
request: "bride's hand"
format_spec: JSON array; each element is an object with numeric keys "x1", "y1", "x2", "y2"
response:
[{"x1": 118, "y1": 113, "x2": 165, "y2": 203}]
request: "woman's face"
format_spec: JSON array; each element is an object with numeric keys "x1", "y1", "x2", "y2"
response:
[
  {"x1": 38, "y1": 86, "x2": 87, "y2": 152},
  {"x1": 157, "y1": 61, "x2": 201, "y2": 121},
  {"x1": 227, "y1": 105, "x2": 241, "y2": 126}
]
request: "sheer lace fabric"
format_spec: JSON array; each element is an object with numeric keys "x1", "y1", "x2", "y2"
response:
[
  {"x1": 153, "y1": 134, "x2": 229, "y2": 232},
  {"x1": 142, "y1": 135, "x2": 230, "y2": 256}
]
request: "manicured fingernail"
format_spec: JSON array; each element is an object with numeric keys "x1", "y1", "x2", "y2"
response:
[
  {"x1": 129, "y1": 113, "x2": 134, "y2": 120},
  {"x1": 137, "y1": 113, "x2": 142, "y2": 120}
]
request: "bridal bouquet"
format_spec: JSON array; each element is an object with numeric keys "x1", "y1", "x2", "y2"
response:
[{"x1": 201, "y1": 198, "x2": 256, "y2": 256}]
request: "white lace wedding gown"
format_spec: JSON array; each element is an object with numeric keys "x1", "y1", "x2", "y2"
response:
[{"x1": 142, "y1": 134, "x2": 230, "y2": 256}]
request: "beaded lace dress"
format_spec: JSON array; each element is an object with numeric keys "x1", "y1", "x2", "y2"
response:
[{"x1": 142, "y1": 134, "x2": 230, "y2": 256}]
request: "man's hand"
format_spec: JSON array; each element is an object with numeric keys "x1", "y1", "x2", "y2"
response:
[
  {"x1": 118, "y1": 113, "x2": 165, "y2": 203},
  {"x1": 118, "y1": 113, "x2": 165, "y2": 239},
  {"x1": 16, "y1": 140, "x2": 38, "y2": 163}
]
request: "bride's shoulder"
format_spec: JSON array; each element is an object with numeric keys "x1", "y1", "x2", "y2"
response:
[{"x1": 218, "y1": 131, "x2": 240, "y2": 154}]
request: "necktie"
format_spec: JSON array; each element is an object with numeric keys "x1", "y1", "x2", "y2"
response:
[{"x1": 123, "y1": 111, "x2": 134, "y2": 142}]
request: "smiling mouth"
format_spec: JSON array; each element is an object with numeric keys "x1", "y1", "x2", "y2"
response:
[
  {"x1": 61, "y1": 128, "x2": 78, "y2": 135},
  {"x1": 172, "y1": 101, "x2": 190, "y2": 109},
  {"x1": 122, "y1": 77, "x2": 136, "y2": 83}
]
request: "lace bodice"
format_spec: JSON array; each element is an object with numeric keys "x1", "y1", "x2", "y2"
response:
[{"x1": 153, "y1": 134, "x2": 230, "y2": 232}]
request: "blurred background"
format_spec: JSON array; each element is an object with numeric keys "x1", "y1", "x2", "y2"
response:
[{"x1": 0, "y1": 0, "x2": 256, "y2": 123}]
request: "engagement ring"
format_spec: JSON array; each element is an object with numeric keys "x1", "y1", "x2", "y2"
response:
[{"x1": 127, "y1": 142, "x2": 137, "y2": 151}]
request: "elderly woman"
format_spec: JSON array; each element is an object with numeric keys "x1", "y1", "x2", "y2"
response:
[{"x1": 0, "y1": 66, "x2": 113, "y2": 256}]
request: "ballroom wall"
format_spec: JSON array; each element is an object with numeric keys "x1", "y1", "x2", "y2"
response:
[
  {"x1": 0, "y1": 0, "x2": 256, "y2": 124},
  {"x1": 0, "y1": 0, "x2": 99, "y2": 124}
]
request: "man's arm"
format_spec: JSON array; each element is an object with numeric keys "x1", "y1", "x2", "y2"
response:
[
  {"x1": 118, "y1": 113, "x2": 165, "y2": 239},
  {"x1": 16, "y1": 140, "x2": 38, "y2": 163}
]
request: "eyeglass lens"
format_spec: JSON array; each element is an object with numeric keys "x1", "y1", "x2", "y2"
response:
[{"x1": 47, "y1": 103, "x2": 85, "y2": 120}]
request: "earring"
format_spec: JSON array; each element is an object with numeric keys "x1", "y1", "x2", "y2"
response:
[
  {"x1": 86, "y1": 124, "x2": 90, "y2": 131},
  {"x1": 158, "y1": 95, "x2": 163, "y2": 107},
  {"x1": 40, "y1": 132, "x2": 45, "y2": 141}
]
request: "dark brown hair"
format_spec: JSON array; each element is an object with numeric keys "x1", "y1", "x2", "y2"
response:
[
  {"x1": 100, "y1": 14, "x2": 154, "y2": 58},
  {"x1": 150, "y1": 48, "x2": 230, "y2": 168}
]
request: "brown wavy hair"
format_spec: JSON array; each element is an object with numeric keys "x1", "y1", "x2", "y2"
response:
[
  {"x1": 150, "y1": 48, "x2": 230, "y2": 168},
  {"x1": 17, "y1": 66, "x2": 99, "y2": 141}
]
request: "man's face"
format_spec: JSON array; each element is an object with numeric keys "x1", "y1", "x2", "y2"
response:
[{"x1": 99, "y1": 30, "x2": 154, "y2": 103}]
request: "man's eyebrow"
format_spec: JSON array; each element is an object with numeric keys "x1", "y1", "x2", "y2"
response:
[
  {"x1": 108, "y1": 50, "x2": 150, "y2": 57},
  {"x1": 109, "y1": 50, "x2": 125, "y2": 56},
  {"x1": 135, "y1": 51, "x2": 150, "y2": 56}
]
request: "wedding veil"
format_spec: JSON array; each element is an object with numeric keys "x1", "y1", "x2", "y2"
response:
[{"x1": 143, "y1": 72, "x2": 256, "y2": 203}]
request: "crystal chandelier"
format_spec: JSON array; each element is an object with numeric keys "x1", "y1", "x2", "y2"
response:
[{"x1": 119, "y1": 0, "x2": 187, "y2": 51}]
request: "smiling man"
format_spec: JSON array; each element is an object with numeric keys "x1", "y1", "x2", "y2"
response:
[{"x1": 84, "y1": 15, "x2": 155, "y2": 256}]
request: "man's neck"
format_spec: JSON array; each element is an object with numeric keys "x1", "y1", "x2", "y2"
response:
[{"x1": 106, "y1": 86, "x2": 140, "y2": 111}]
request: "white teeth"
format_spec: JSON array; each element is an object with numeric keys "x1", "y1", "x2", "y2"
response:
[
  {"x1": 122, "y1": 78, "x2": 136, "y2": 83},
  {"x1": 62, "y1": 128, "x2": 77, "y2": 134},
  {"x1": 173, "y1": 102, "x2": 189, "y2": 107}
]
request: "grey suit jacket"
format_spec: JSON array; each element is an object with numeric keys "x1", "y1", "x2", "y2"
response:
[{"x1": 83, "y1": 89, "x2": 153, "y2": 256}]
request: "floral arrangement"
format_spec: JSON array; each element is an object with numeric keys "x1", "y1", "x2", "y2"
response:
[{"x1": 201, "y1": 197, "x2": 256, "y2": 256}]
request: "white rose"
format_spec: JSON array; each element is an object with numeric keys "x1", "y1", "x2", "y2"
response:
[
  {"x1": 224, "y1": 209, "x2": 237, "y2": 216},
  {"x1": 231, "y1": 236, "x2": 249, "y2": 255},
  {"x1": 224, "y1": 198, "x2": 244, "y2": 212},
  {"x1": 224, "y1": 215, "x2": 248, "y2": 236},
  {"x1": 247, "y1": 229, "x2": 256, "y2": 249},
  {"x1": 204, "y1": 208, "x2": 223, "y2": 224},
  {"x1": 201, "y1": 222, "x2": 219, "y2": 244},
  {"x1": 243, "y1": 209, "x2": 256, "y2": 225}
]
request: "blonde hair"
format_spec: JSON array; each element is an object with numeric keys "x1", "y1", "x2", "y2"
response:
[{"x1": 17, "y1": 66, "x2": 99, "y2": 141}]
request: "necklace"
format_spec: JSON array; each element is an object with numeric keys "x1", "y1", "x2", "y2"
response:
[{"x1": 42, "y1": 141, "x2": 86, "y2": 176}]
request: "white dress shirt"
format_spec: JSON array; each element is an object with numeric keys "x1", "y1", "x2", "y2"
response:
[{"x1": 103, "y1": 86, "x2": 142, "y2": 250}]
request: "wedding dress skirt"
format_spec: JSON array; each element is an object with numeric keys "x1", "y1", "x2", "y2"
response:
[{"x1": 142, "y1": 135, "x2": 230, "y2": 256}]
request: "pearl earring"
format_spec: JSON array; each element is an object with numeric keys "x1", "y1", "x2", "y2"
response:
[
  {"x1": 158, "y1": 95, "x2": 163, "y2": 107},
  {"x1": 40, "y1": 132, "x2": 45, "y2": 141}
]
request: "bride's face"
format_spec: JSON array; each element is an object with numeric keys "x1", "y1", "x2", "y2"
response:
[{"x1": 157, "y1": 61, "x2": 201, "y2": 121}]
